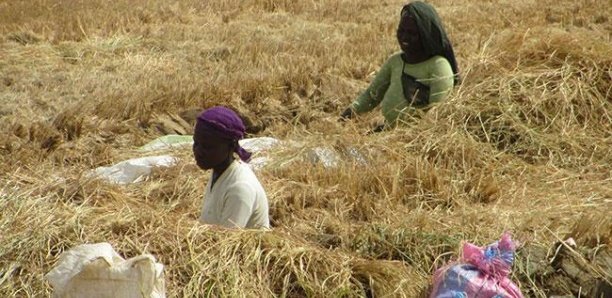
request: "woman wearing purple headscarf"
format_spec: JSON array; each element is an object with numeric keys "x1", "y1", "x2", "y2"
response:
[{"x1": 193, "y1": 106, "x2": 270, "y2": 229}]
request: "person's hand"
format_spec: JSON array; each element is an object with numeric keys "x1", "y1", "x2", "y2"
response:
[{"x1": 339, "y1": 107, "x2": 354, "y2": 122}]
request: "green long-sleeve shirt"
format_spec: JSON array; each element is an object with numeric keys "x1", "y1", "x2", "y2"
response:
[{"x1": 351, "y1": 53, "x2": 454, "y2": 125}]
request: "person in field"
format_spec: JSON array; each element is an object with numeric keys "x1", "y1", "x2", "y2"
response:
[
  {"x1": 340, "y1": 1, "x2": 459, "y2": 131},
  {"x1": 193, "y1": 106, "x2": 270, "y2": 229}
]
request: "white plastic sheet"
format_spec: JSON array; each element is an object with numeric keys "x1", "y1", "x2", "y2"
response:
[
  {"x1": 306, "y1": 147, "x2": 340, "y2": 168},
  {"x1": 138, "y1": 135, "x2": 281, "y2": 171},
  {"x1": 139, "y1": 135, "x2": 281, "y2": 154},
  {"x1": 139, "y1": 135, "x2": 193, "y2": 151},
  {"x1": 46, "y1": 243, "x2": 165, "y2": 298},
  {"x1": 239, "y1": 137, "x2": 280, "y2": 153},
  {"x1": 306, "y1": 146, "x2": 368, "y2": 168},
  {"x1": 89, "y1": 155, "x2": 178, "y2": 184}
]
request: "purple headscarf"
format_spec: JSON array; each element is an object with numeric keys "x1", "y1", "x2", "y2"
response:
[{"x1": 197, "y1": 106, "x2": 252, "y2": 162}]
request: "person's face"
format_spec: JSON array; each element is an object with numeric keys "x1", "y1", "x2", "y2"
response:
[
  {"x1": 397, "y1": 15, "x2": 423, "y2": 55},
  {"x1": 193, "y1": 122, "x2": 234, "y2": 170}
]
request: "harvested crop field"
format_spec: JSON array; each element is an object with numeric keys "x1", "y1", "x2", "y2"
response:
[{"x1": 0, "y1": 0, "x2": 610, "y2": 297}]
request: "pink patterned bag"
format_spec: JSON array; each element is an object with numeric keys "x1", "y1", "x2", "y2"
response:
[{"x1": 430, "y1": 233, "x2": 524, "y2": 298}]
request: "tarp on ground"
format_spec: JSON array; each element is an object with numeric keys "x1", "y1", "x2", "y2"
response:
[
  {"x1": 88, "y1": 155, "x2": 178, "y2": 184},
  {"x1": 139, "y1": 135, "x2": 281, "y2": 153}
]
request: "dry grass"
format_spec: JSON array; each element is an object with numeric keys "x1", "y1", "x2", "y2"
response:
[{"x1": 1, "y1": 0, "x2": 611, "y2": 297}]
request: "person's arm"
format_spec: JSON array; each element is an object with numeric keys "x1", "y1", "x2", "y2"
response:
[
  {"x1": 427, "y1": 57, "x2": 454, "y2": 104},
  {"x1": 350, "y1": 57, "x2": 394, "y2": 114},
  {"x1": 219, "y1": 183, "x2": 255, "y2": 228}
]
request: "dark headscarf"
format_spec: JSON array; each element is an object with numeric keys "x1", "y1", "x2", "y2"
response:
[
  {"x1": 401, "y1": 1, "x2": 460, "y2": 84},
  {"x1": 197, "y1": 106, "x2": 252, "y2": 162}
]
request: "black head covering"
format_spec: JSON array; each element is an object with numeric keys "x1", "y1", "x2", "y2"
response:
[{"x1": 400, "y1": 1, "x2": 460, "y2": 84}]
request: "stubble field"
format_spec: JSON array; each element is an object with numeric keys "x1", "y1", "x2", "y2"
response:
[{"x1": 0, "y1": 0, "x2": 610, "y2": 297}]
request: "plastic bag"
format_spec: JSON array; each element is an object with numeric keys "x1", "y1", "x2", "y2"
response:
[
  {"x1": 430, "y1": 232, "x2": 523, "y2": 298},
  {"x1": 46, "y1": 243, "x2": 165, "y2": 298}
]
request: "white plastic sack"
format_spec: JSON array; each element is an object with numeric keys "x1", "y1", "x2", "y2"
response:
[
  {"x1": 89, "y1": 155, "x2": 178, "y2": 184},
  {"x1": 46, "y1": 243, "x2": 165, "y2": 298}
]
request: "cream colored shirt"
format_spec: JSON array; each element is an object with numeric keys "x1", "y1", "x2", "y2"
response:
[{"x1": 199, "y1": 160, "x2": 270, "y2": 229}]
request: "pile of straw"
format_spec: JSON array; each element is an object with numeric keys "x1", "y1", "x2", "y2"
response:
[{"x1": 1, "y1": 0, "x2": 609, "y2": 296}]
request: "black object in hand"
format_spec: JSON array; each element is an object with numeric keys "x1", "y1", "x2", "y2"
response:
[
  {"x1": 366, "y1": 123, "x2": 385, "y2": 135},
  {"x1": 339, "y1": 107, "x2": 354, "y2": 121},
  {"x1": 401, "y1": 63, "x2": 430, "y2": 108}
]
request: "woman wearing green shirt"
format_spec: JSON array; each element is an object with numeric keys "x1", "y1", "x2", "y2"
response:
[{"x1": 340, "y1": 1, "x2": 459, "y2": 130}]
